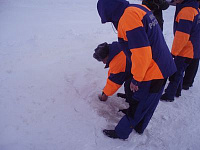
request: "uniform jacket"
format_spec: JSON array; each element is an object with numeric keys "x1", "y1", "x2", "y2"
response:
[
  {"x1": 97, "y1": 0, "x2": 176, "y2": 85},
  {"x1": 172, "y1": 0, "x2": 200, "y2": 59},
  {"x1": 103, "y1": 42, "x2": 131, "y2": 96}
]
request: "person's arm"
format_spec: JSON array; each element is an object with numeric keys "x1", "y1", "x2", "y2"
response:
[
  {"x1": 99, "y1": 51, "x2": 127, "y2": 101},
  {"x1": 171, "y1": 7, "x2": 195, "y2": 56},
  {"x1": 118, "y1": 8, "x2": 152, "y2": 86}
]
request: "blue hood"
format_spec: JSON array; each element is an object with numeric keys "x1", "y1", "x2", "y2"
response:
[{"x1": 97, "y1": 0, "x2": 129, "y2": 25}]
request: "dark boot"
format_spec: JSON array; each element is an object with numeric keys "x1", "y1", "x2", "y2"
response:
[
  {"x1": 134, "y1": 119, "x2": 144, "y2": 135},
  {"x1": 134, "y1": 129, "x2": 143, "y2": 135},
  {"x1": 175, "y1": 92, "x2": 181, "y2": 97},
  {"x1": 117, "y1": 93, "x2": 126, "y2": 99},
  {"x1": 182, "y1": 85, "x2": 190, "y2": 90},
  {"x1": 118, "y1": 108, "x2": 129, "y2": 115},
  {"x1": 160, "y1": 93, "x2": 174, "y2": 102},
  {"x1": 103, "y1": 130, "x2": 120, "y2": 139}
]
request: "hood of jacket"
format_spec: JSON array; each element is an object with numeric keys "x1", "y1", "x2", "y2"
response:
[{"x1": 97, "y1": 0, "x2": 129, "y2": 25}]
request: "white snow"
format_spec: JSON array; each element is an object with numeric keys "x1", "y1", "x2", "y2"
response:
[{"x1": 0, "y1": 0, "x2": 200, "y2": 150}]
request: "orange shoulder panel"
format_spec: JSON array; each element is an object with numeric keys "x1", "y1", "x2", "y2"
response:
[
  {"x1": 109, "y1": 51, "x2": 126, "y2": 74},
  {"x1": 118, "y1": 7, "x2": 146, "y2": 40},
  {"x1": 176, "y1": 7, "x2": 198, "y2": 22}
]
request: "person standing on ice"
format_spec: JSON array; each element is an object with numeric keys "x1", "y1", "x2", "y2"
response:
[
  {"x1": 160, "y1": 0, "x2": 200, "y2": 102},
  {"x1": 181, "y1": 1, "x2": 200, "y2": 91},
  {"x1": 93, "y1": 41, "x2": 133, "y2": 107},
  {"x1": 97, "y1": 0, "x2": 176, "y2": 139}
]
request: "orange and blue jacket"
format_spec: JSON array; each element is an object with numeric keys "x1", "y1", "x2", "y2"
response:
[
  {"x1": 97, "y1": 0, "x2": 176, "y2": 85},
  {"x1": 172, "y1": 0, "x2": 200, "y2": 59},
  {"x1": 103, "y1": 42, "x2": 131, "y2": 96}
]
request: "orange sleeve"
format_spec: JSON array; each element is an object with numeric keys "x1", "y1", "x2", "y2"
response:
[
  {"x1": 103, "y1": 79, "x2": 121, "y2": 96},
  {"x1": 171, "y1": 31, "x2": 190, "y2": 56},
  {"x1": 172, "y1": 7, "x2": 197, "y2": 56},
  {"x1": 103, "y1": 52, "x2": 126, "y2": 96},
  {"x1": 118, "y1": 7, "x2": 152, "y2": 82},
  {"x1": 118, "y1": 7, "x2": 145, "y2": 40},
  {"x1": 175, "y1": 7, "x2": 196, "y2": 22},
  {"x1": 130, "y1": 47, "x2": 152, "y2": 82}
]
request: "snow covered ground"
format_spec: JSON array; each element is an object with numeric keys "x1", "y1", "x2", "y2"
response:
[{"x1": 0, "y1": 0, "x2": 200, "y2": 150}]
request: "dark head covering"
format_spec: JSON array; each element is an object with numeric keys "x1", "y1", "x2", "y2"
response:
[
  {"x1": 97, "y1": 0, "x2": 129, "y2": 29},
  {"x1": 93, "y1": 42, "x2": 109, "y2": 61}
]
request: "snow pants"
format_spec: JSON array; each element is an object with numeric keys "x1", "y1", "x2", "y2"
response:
[
  {"x1": 183, "y1": 58, "x2": 199, "y2": 88},
  {"x1": 115, "y1": 79, "x2": 166, "y2": 139},
  {"x1": 165, "y1": 56, "x2": 191, "y2": 99}
]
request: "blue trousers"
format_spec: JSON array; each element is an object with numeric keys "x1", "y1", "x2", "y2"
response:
[
  {"x1": 183, "y1": 58, "x2": 199, "y2": 87},
  {"x1": 165, "y1": 56, "x2": 191, "y2": 99},
  {"x1": 115, "y1": 80, "x2": 165, "y2": 139}
]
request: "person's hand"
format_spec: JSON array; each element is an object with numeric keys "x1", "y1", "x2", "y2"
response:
[
  {"x1": 98, "y1": 93, "x2": 108, "y2": 101},
  {"x1": 130, "y1": 82, "x2": 139, "y2": 92}
]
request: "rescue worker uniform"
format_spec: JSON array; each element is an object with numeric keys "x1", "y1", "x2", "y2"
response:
[
  {"x1": 182, "y1": 4, "x2": 200, "y2": 91},
  {"x1": 97, "y1": 0, "x2": 176, "y2": 139},
  {"x1": 161, "y1": 0, "x2": 200, "y2": 101}
]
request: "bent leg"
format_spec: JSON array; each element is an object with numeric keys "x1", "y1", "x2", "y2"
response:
[{"x1": 115, "y1": 80, "x2": 165, "y2": 139}]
